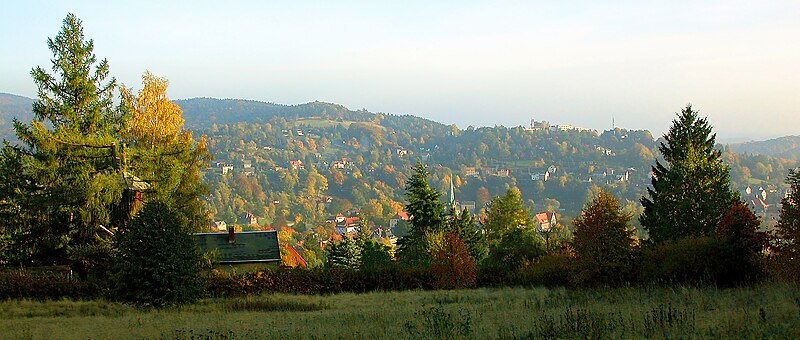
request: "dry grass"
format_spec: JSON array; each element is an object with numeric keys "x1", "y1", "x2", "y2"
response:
[{"x1": 1, "y1": 282, "x2": 799, "y2": 339}]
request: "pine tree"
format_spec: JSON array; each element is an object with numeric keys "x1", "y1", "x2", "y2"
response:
[
  {"x1": 396, "y1": 161, "x2": 445, "y2": 267},
  {"x1": 640, "y1": 105, "x2": 738, "y2": 243},
  {"x1": 326, "y1": 235, "x2": 362, "y2": 269},
  {"x1": 1, "y1": 13, "x2": 126, "y2": 270},
  {"x1": 775, "y1": 168, "x2": 800, "y2": 260},
  {"x1": 111, "y1": 201, "x2": 202, "y2": 307}
]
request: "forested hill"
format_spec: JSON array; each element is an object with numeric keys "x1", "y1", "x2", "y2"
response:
[
  {"x1": 174, "y1": 97, "x2": 446, "y2": 132},
  {"x1": 728, "y1": 136, "x2": 800, "y2": 160},
  {"x1": 1, "y1": 93, "x2": 798, "y2": 234},
  {"x1": 0, "y1": 93, "x2": 34, "y2": 142}
]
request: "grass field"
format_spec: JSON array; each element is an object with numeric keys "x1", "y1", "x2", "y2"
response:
[{"x1": 1, "y1": 283, "x2": 799, "y2": 339}]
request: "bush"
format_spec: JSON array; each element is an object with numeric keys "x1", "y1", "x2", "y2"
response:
[
  {"x1": 110, "y1": 201, "x2": 202, "y2": 307},
  {"x1": 513, "y1": 255, "x2": 576, "y2": 287},
  {"x1": 0, "y1": 269, "x2": 101, "y2": 300},
  {"x1": 639, "y1": 236, "x2": 745, "y2": 285}
]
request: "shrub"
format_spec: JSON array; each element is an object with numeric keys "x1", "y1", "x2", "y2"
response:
[
  {"x1": 513, "y1": 255, "x2": 576, "y2": 287},
  {"x1": 639, "y1": 236, "x2": 729, "y2": 285}
]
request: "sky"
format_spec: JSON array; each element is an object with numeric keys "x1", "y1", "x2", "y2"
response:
[{"x1": 1, "y1": 1, "x2": 799, "y2": 140}]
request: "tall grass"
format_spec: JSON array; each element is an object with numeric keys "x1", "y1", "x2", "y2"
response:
[{"x1": 1, "y1": 282, "x2": 798, "y2": 339}]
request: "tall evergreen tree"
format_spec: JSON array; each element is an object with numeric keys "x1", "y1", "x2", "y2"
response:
[
  {"x1": 396, "y1": 161, "x2": 445, "y2": 267},
  {"x1": 0, "y1": 13, "x2": 126, "y2": 269},
  {"x1": 640, "y1": 105, "x2": 738, "y2": 243},
  {"x1": 775, "y1": 168, "x2": 800, "y2": 260}
]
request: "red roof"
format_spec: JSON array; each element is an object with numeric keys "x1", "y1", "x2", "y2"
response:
[
  {"x1": 283, "y1": 245, "x2": 308, "y2": 268},
  {"x1": 535, "y1": 212, "x2": 555, "y2": 224},
  {"x1": 393, "y1": 212, "x2": 411, "y2": 220}
]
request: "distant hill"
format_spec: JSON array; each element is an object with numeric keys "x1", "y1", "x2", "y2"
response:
[
  {"x1": 728, "y1": 136, "x2": 800, "y2": 160},
  {"x1": 174, "y1": 97, "x2": 443, "y2": 130},
  {"x1": 0, "y1": 93, "x2": 34, "y2": 142}
]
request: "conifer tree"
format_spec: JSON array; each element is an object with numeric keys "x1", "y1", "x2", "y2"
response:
[
  {"x1": 396, "y1": 161, "x2": 445, "y2": 267},
  {"x1": 1, "y1": 13, "x2": 126, "y2": 270},
  {"x1": 640, "y1": 105, "x2": 738, "y2": 243},
  {"x1": 775, "y1": 168, "x2": 800, "y2": 260},
  {"x1": 111, "y1": 201, "x2": 202, "y2": 307}
]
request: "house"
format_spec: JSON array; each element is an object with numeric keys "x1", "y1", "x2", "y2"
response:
[
  {"x1": 335, "y1": 215, "x2": 362, "y2": 235},
  {"x1": 241, "y1": 212, "x2": 258, "y2": 225},
  {"x1": 242, "y1": 159, "x2": 253, "y2": 169},
  {"x1": 464, "y1": 167, "x2": 479, "y2": 177},
  {"x1": 456, "y1": 201, "x2": 476, "y2": 215},
  {"x1": 195, "y1": 229, "x2": 281, "y2": 270},
  {"x1": 483, "y1": 167, "x2": 510, "y2": 177},
  {"x1": 396, "y1": 148, "x2": 409, "y2": 157},
  {"x1": 535, "y1": 212, "x2": 557, "y2": 232},
  {"x1": 289, "y1": 160, "x2": 305, "y2": 170},
  {"x1": 389, "y1": 211, "x2": 411, "y2": 230},
  {"x1": 531, "y1": 171, "x2": 550, "y2": 181},
  {"x1": 220, "y1": 164, "x2": 233, "y2": 175},
  {"x1": 210, "y1": 220, "x2": 227, "y2": 231},
  {"x1": 282, "y1": 245, "x2": 307, "y2": 268}
]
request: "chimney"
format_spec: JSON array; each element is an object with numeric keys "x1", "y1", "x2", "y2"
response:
[{"x1": 228, "y1": 227, "x2": 235, "y2": 244}]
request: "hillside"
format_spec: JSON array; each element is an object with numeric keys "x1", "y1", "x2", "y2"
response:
[
  {"x1": 0, "y1": 93, "x2": 34, "y2": 142},
  {"x1": 1, "y1": 93, "x2": 797, "y2": 234},
  {"x1": 728, "y1": 136, "x2": 800, "y2": 160}
]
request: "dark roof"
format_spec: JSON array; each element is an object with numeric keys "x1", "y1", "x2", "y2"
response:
[{"x1": 194, "y1": 230, "x2": 281, "y2": 264}]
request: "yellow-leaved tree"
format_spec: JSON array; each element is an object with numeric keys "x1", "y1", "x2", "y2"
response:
[{"x1": 121, "y1": 72, "x2": 210, "y2": 231}]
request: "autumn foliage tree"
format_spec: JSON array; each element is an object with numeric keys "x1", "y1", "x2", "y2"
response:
[
  {"x1": 121, "y1": 72, "x2": 210, "y2": 231},
  {"x1": 430, "y1": 232, "x2": 476, "y2": 289},
  {"x1": 572, "y1": 191, "x2": 636, "y2": 285}
]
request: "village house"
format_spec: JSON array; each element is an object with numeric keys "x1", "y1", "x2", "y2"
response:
[
  {"x1": 289, "y1": 160, "x2": 305, "y2": 170},
  {"x1": 389, "y1": 211, "x2": 411, "y2": 231},
  {"x1": 464, "y1": 167, "x2": 479, "y2": 177},
  {"x1": 535, "y1": 212, "x2": 557, "y2": 232}
]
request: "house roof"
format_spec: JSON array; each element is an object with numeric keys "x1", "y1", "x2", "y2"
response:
[
  {"x1": 283, "y1": 245, "x2": 308, "y2": 268},
  {"x1": 194, "y1": 230, "x2": 281, "y2": 264},
  {"x1": 392, "y1": 212, "x2": 411, "y2": 220},
  {"x1": 535, "y1": 212, "x2": 556, "y2": 225}
]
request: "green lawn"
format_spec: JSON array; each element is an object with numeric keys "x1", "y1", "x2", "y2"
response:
[{"x1": 1, "y1": 283, "x2": 799, "y2": 339}]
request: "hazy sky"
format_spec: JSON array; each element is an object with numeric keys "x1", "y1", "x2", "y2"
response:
[{"x1": 2, "y1": 1, "x2": 798, "y2": 140}]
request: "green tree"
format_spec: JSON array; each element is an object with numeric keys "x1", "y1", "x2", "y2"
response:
[
  {"x1": 356, "y1": 231, "x2": 393, "y2": 269},
  {"x1": 0, "y1": 13, "x2": 126, "y2": 271},
  {"x1": 481, "y1": 187, "x2": 534, "y2": 244},
  {"x1": 110, "y1": 201, "x2": 202, "y2": 307},
  {"x1": 396, "y1": 162, "x2": 445, "y2": 267},
  {"x1": 326, "y1": 235, "x2": 362, "y2": 269},
  {"x1": 774, "y1": 169, "x2": 800, "y2": 267},
  {"x1": 484, "y1": 228, "x2": 546, "y2": 271},
  {"x1": 572, "y1": 191, "x2": 636, "y2": 284},
  {"x1": 447, "y1": 207, "x2": 485, "y2": 262},
  {"x1": 640, "y1": 105, "x2": 738, "y2": 243}
]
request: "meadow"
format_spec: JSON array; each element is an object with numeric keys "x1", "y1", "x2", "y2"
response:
[{"x1": 1, "y1": 282, "x2": 799, "y2": 339}]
